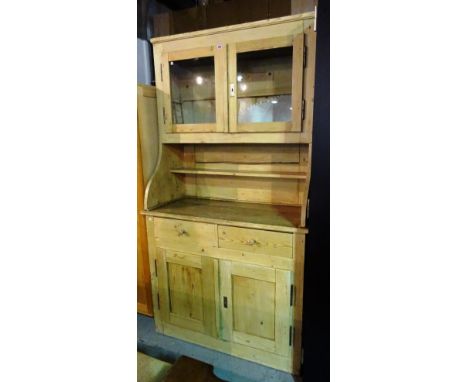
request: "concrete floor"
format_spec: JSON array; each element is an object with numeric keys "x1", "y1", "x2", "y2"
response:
[{"x1": 137, "y1": 314, "x2": 299, "y2": 382}]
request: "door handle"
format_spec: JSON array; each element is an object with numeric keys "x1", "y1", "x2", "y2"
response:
[{"x1": 223, "y1": 296, "x2": 228, "y2": 308}]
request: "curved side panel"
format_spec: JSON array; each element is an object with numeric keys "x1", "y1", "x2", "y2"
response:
[{"x1": 144, "y1": 144, "x2": 185, "y2": 210}]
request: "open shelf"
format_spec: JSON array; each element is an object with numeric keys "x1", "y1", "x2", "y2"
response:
[
  {"x1": 171, "y1": 168, "x2": 307, "y2": 180},
  {"x1": 142, "y1": 198, "x2": 307, "y2": 233}
]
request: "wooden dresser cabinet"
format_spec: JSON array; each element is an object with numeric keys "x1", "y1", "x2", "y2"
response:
[{"x1": 142, "y1": 12, "x2": 317, "y2": 375}]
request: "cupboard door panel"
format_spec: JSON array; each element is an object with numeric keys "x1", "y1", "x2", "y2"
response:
[
  {"x1": 157, "y1": 248, "x2": 218, "y2": 336},
  {"x1": 220, "y1": 260, "x2": 292, "y2": 355},
  {"x1": 168, "y1": 262, "x2": 203, "y2": 321},
  {"x1": 232, "y1": 275, "x2": 275, "y2": 340}
]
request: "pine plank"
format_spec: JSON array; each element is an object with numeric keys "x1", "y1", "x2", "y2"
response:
[
  {"x1": 171, "y1": 168, "x2": 307, "y2": 179},
  {"x1": 142, "y1": 198, "x2": 307, "y2": 233}
]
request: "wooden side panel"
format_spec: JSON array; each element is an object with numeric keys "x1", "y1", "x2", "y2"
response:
[
  {"x1": 292, "y1": 233, "x2": 305, "y2": 374},
  {"x1": 302, "y1": 20, "x2": 317, "y2": 146},
  {"x1": 144, "y1": 145, "x2": 185, "y2": 210},
  {"x1": 138, "y1": 131, "x2": 153, "y2": 316},
  {"x1": 146, "y1": 219, "x2": 160, "y2": 326},
  {"x1": 137, "y1": 85, "x2": 159, "y2": 184},
  {"x1": 299, "y1": 21, "x2": 317, "y2": 226}
]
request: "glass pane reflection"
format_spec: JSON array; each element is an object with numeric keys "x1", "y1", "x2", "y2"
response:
[
  {"x1": 237, "y1": 47, "x2": 293, "y2": 124},
  {"x1": 170, "y1": 56, "x2": 216, "y2": 124}
]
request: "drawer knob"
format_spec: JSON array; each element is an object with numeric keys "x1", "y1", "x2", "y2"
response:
[
  {"x1": 246, "y1": 239, "x2": 257, "y2": 246},
  {"x1": 178, "y1": 229, "x2": 188, "y2": 237}
]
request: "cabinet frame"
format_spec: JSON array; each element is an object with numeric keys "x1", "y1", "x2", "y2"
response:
[
  {"x1": 228, "y1": 33, "x2": 305, "y2": 133},
  {"x1": 159, "y1": 45, "x2": 228, "y2": 134}
]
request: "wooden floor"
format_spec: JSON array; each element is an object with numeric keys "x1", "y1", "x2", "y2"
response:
[
  {"x1": 137, "y1": 352, "x2": 171, "y2": 382},
  {"x1": 162, "y1": 356, "x2": 225, "y2": 382}
]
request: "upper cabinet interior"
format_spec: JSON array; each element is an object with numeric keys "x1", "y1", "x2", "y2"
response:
[{"x1": 152, "y1": 14, "x2": 316, "y2": 143}]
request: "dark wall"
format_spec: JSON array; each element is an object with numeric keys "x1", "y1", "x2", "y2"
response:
[{"x1": 302, "y1": 0, "x2": 330, "y2": 381}]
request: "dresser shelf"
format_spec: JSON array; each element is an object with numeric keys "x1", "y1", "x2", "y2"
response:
[
  {"x1": 142, "y1": 197, "x2": 307, "y2": 233},
  {"x1": 170, "y1": 168, "x2": 307, "y2": 180}
]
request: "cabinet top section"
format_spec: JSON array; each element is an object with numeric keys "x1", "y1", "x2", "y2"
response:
[{"x1": 150, "y1": 12, "x2": 315, "y2": 45}]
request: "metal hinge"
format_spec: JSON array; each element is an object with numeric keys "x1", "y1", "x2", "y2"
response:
[
  {"x1": 289, "y1": 326, "x2": 294, "y2": 346},
  {"x1": 301, "y1": 99, "x2": 305, "y2": 120},
  {"x1": 290, "y1": 284, "x2": 295, "y2": 306},
  {"x1": 314, "y1": 5, "x2": 317, "y2": 32},
  {"x1": 157, "y1": 293, "x2": 160, "y2": 310},
  {"x1": 162, "y1": 107, "x2": 167, "y2": 124},
  {"x1": 301, "y1": 348, "x2": 304, "y2": 365},
  {"x1": 160, "y1": 63, "x2": 163, "y2": 82},
  {"x1": 307, "y1": 198, "x2": 310, "y2": 219},
  {"x1": 154, "y1": 260, "x2": 158, "y2": 278}
]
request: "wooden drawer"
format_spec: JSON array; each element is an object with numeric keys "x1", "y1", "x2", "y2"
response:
[
  {"x1": 218, "y1": 225, "x2": 292, "y2": 258},
  {"x1": 154, "y1": 218, "x2": 217, "y2": 253}
]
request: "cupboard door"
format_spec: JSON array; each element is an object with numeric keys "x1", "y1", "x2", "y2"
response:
[
  {"x1": 228, "y1": 33, "x2": 305, "y2": 133},
  {"x1": 156, "y1": 248, "x2": 218, "y2": 337},
  {"x1": 219, "y1": 261, "x2": 292, "y2": 356},
  {"x1": 159, "y1": 45, "x2": 228, "y2": 133}
]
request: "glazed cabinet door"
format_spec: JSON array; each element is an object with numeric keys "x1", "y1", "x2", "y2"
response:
[
  {"x1": 228, "y1": 33, "x2": 305, "y2": 133},
  {"x1": 219, "y1": 261, "x2": 292, "y2": 356},
  {"x1": 158, "y1": 44, "x2": 228, "y2": 133},
  {"x1": 156, "y1": 248, "x2": 218, "y2": 337}
]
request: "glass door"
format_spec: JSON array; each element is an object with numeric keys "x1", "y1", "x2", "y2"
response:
[
  {"x1": 228, "y1": 34, "x2": 304, "y2": 133},
  {"x1": 160, "y1": 45, "x2": 228, "y2": 133}
]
